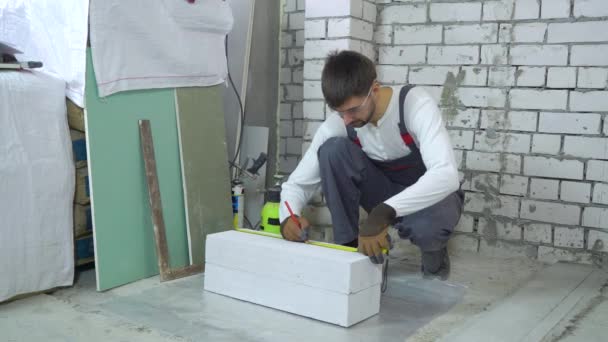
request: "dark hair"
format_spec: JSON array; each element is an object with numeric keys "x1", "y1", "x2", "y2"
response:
[{"x1": 321, "y1": 50, "x2": 377, "y2": 109}]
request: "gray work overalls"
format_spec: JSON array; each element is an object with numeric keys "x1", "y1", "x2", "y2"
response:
[{"x1": 317, "y1": 86, "x2": 464, "y2": 251}]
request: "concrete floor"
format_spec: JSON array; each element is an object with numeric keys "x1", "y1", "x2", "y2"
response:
[{"x1": 1, "y1": 247, "x2": 606, "y2": 342}]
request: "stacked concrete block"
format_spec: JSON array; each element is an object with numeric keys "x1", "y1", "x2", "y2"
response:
[{"x1": 277, "y1": 0, "x2": 608, "y2": 261}]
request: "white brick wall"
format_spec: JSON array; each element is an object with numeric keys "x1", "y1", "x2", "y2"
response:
[{"x1": 279, "y1": 0, "x2": 608, "y2": 260}]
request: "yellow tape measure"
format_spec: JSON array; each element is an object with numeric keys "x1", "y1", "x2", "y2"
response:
[{"x1": 234, "y1": 228, "x2": 387, "y2": 254}]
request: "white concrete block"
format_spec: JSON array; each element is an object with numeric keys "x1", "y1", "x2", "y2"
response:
[
  {"x1": 593, "y1": 183, "x2": 608, "y2": 205},
  {"x1": 295, "y1": 30, "x2": 304, "y2": 47},
  {"x1": 305, "y1": 20, "x2": 327, "y2": 39},
  {"x1": 500, "y1": 175, "x2": 529, "y2": 196},
  {"x1": 541, "y1": 0, "x2": 571, "y2": 18},
  {"x1": 531, "y1": 134, "x2": 561, "y2": 155},
  {"x1": 285, "y1": 0, "x2": 297, "y2": 12},
  {"x1": 458, "y1": 87, "x2": 507, "y2": 107},
  {"x1": 561, "y1": 181, "x2": 591, "y2": 204},
  {"x1": 293, "y1": 119, "x2": 304, "y2": 137},
  {"x1": 499, "y1": 24, "x2": 513, "y2": 42},
  {"x1": 524, "y1": 156, "x2": 584, "y2": 180},
  {"x1": 304, "y1": 60, "x2": 324, "y2": 80},
  {"x1": 461, "y1": 66, "x2": 488, "y2": 86},
  {"x1": 280, "y1": 120, "x2": 293, "y2": 137},
  {"x1": 554, "y1": 227, "x2": 585, "y2": 249},
  {"x1": 378, "y1": 46, "x2": 426, "y2": 65},
  {"x1": 292, "y1": 67, "x2": 303, "y2": 83},
  {"x1": 471, "y1": 173, "x2": 500, "y2": 193},
  {"x1": 577, "y1": 68, "x2": 608, "y2": 89},
  {"x1": 443, "y1": 108, "x2": 480, "y2": 129},
  {"x1": 297, "y1": 0, "x2": 304, "y2": 10},
  {"x1": 380, "y1": 4, "x2": 426, "y2": 24},
  {"x1": 204, "y1": 231, "x2": 382, "y2": 327},
  {"x1": 570, "y1": 91, "x2": 608, "y2": 112},
  {"x1": 377, "y1": 65, "x2": 408, "y2": 84},
  {"x1": 563, "y1": 136, "x2": 608, "y2": 159},
  {"x1": 362, "y1": 1, "x2": 377, "y2": 23},
  {"x1": 481, "y1": 44, "x2": 508, "y2": 65},
  {"x1": 409, "y1": 66, "x2": 458, "y2": 85},
  {"x1": 428, "y1": 46, "x2": 479, "y2": 65},
  {"x1": 303, "y1": 100, "x2": 325, "y2": 120},
  {"x1": 488, "y1": 67, "x2": 516, "y2": 87},
  {"x1": 466, "y1": 151, "x2": 502, "y2": 172},
  {"x1": 304, "y1": 121, "x2": 322, "y2": 139},
  {"x1": 546, "y1": 67, "x2": 577, "y2": 88},
  {"x1": 548, "y1": 22, "x2": 608, "y2": 43},
  {"x1": 520, "y1": 200, "x2": 581, "y2": 225},
  {"x1": 328, "y1": 18, "x2": 374, "y2": 41},
  {"x1": 524, "y1": 223, "x2": 552, "y2": 244},
  {"x1": 293, "y1": 102, "x2": 303, "y2": 118},
  {"x1": 450, "y1": 130, "x2": 475, "y2": 150},
  {"x1": 464, "y1": 193, "x2": 521, "y2": 218},
  {"x1": 510, "y1": 45, "x2": 568, "y2": 66},
  {"x1": 530, "y1": 178, "x2": 559, "y2": 200},
  {"x1": 288, "y1": 48, "x2": 304, "y2": 66},
  {"x1": 474, "y1": 131, "x2": 531, "y2": 154},
  {"x1": 587, "y1": 160, "x2": 608, "y2": 183},
  {"x1": 582, "y1": 207, "x2": 608, "y2": 229},
  {"x1": 516, "y1": 67, "x2": 546, "y2": 87},
  {"x1": 284, "y1": 85, "x2": 304, "y2": 101},
  {"x1": 445, "y1": 24, "x2": 498, "y2": 44},
  {"x1": 587, "y1": 230, "x2": 608, "y2": 252},
  {"x1": 571, "y1": 45, "x2": 608, "y2": 66},
  {"x1": 483, "y1": 0, "x2": 515, "y2": 21},
  {"x1": 574, "y1": 0, "x2": 608, "y2": 18},
  {"x1": 286, "y1": 137, "x2": 303, "y2": 155},
  {"x1": 478, "y1": 217, "x2": 522, "y2": 241},
  {"x1": 481, "y1": 110, "x2": 538, "y2": 132},
  {"x1": 290, "y1": 12, "x2": 305, "y2": 30},
  {"x1": 282, "y1": 32, "x2": 294, "y2": 48},
  {"x1": 509, "y1": 89, "x2": 568, "y2": 110},
  {"x1": 394, "y1": 25, "x2": 442, "y2": 45},
  {"x1": 374, "y1": 25, "x2": 392, "y2": 45},
  {"x1": 280, "y1": 103, "x2": 292, "y2": 120},
  {"x1": 280, "y1": 156, "x2": 299, "y2": 173},
  {"x1": 304, "y1": 39, "x2": 351, "y2": 59},
  {"x1": 541, "y1": 112, "x2": 602, "y2": 134},
  {"x1": 503, "y1": 154, "x2": 522, "y2": 174},
  {"x1": 455, "y1": 214, "x2": 475, "y2": 233},
  {"x1": 512, "y1": 23, "x2": 547, "y2": 43},
  {"x1": 303, "y1": 81, "x2": 323, "y2": 100},
  {"x1": 430, "y1": 2, "x2": 482, "y2": 22},
  {"x1": 514, "y1": 0, "x2": 540, "y2": 20},
  {"x1": 305, "y1": 0, "x2": 354, "y2": 18},
  {"x1": 281, "y1": 67, "x2": 292, "y2": 84}
]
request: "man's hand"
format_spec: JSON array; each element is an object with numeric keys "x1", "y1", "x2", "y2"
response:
[
  {"x1": 358, "y1": 203, "x2": 396, "y2": 264},
  {"x1": 280, "y1": 216, "x2": 311, "y2": 242}
]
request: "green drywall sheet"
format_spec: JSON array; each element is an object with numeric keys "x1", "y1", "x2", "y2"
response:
[
  {"x1": 85, "y1": 50, "x2": 188, "y2": 291},
  {"x1": 175, "y1": 88, "x2": 233, "y2": 265}
]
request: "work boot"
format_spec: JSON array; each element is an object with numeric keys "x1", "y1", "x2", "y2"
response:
[{"x1": 421, "y1": 247, "x2": 450, "y2": 280}]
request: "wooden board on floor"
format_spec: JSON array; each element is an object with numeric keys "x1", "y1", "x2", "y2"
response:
[
  {"x1": 85, "y1": 50, "x2": 189, "y2": 291},
  {"x1": 175, "y1": 87, "x2": 233, "y2": 265}
]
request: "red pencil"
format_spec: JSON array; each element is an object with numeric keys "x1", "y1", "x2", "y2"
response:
[{"x1": 284, "y1": 201, "x2": 301, "y2": 228}]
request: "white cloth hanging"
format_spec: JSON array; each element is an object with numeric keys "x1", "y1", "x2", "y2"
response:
[
  {"x1": 89, "y1": 0, "x2": 234, "y2": 97},
  {"x1": 0, "y1": 0, "x2": 89, "y2": 107}
]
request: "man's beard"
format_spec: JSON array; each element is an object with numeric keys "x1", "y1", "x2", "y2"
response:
[{"x1": 347, "y1": 100, "x2": 376, "y2": 128}]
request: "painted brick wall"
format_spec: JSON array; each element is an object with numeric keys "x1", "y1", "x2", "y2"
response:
[{"x1": 278, "y1": 0, "x2": 608, "y2": 264}]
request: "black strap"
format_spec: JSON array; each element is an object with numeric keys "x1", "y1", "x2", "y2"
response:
[{"x1": 398, "y1": 85, "x2": 415, "y2": 135}]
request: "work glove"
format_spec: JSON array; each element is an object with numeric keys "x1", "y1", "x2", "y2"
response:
[
  {"x1": 280, "y1": 215, "x2": 311, "y2": 242},
  {"x1": 358, "y1": 203, "x2": 396, "y2": 264}
]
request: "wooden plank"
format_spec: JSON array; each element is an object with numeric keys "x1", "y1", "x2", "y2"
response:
[
  {"x1": 139, "y1": 120, "x2": 171, "y2": 281},
  {"x1": 440, "y1": 263, "x2": 597, "y2": 342},
  {"x1": 175, "y1": 87, "x2": 233, "y2": 265},
  {"x1": 85, "y1": 49, "x2": 189, "y2": 291}
]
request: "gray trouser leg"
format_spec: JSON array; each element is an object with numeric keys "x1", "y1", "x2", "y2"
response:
[
  {"x1": 395, "y1": 190, "x2": 464, "y2": 252},
  {"x1": 317, "y1": 137, "x2": 403, "y2": 245}
]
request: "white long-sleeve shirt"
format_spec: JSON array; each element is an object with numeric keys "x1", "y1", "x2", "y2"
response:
[{"x1": 279, "y1": 86, "x2": 460, "y2": 223}]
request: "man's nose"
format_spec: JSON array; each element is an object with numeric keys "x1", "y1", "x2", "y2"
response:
[{"x1": 343, "y1": 114, "x2": 354, "y2": 126}]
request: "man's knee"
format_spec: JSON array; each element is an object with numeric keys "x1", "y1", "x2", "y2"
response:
[{"x1": 318, "y1": 137, "x2": 352, "y2": 159}]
